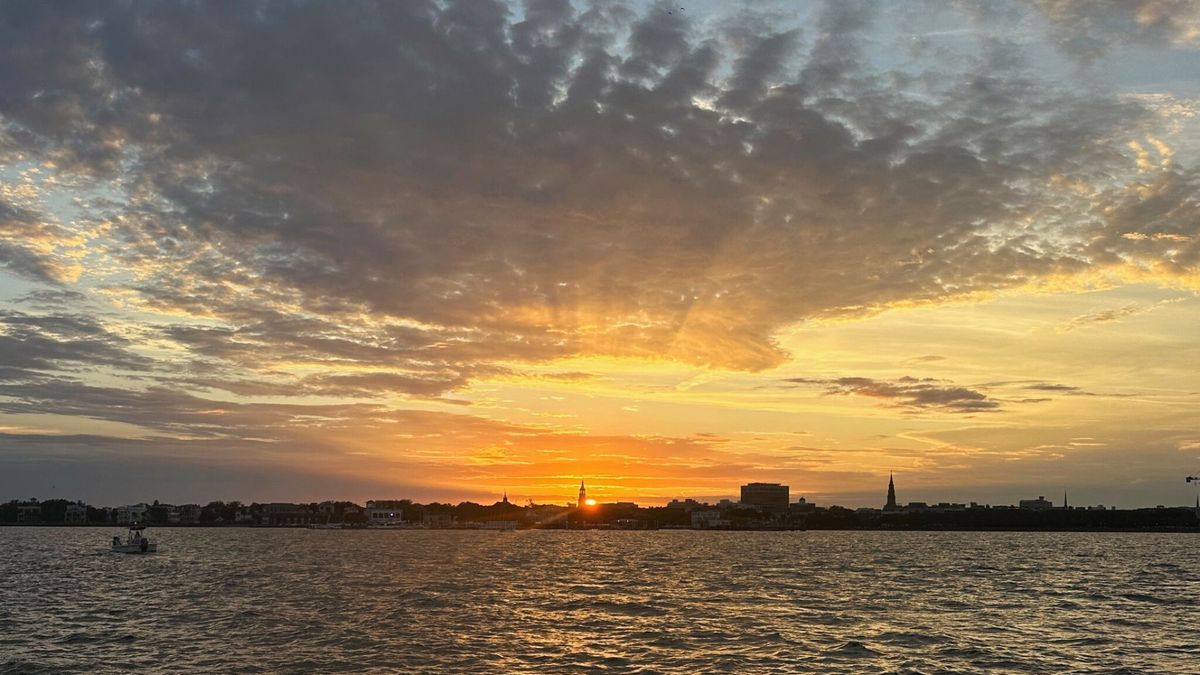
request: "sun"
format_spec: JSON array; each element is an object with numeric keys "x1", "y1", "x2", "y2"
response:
[{"x1": 584, "y1": 498, "x2": 597, "y2": 506}]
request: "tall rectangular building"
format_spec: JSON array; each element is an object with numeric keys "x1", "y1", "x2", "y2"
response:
[{"x1": 740, "y1": 482, "x2": 789, "y2": 512}]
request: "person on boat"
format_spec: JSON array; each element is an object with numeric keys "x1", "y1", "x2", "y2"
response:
[{"x1": 112, "y1": 536, "x2": 121, "y2": 547}]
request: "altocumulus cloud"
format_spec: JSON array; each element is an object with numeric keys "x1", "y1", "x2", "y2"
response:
[
  {"x1": 0, "y1": 0, "x2": 1196, "y2": 438},
  {"x1": 3, "y1": 3, "x2": 1198, "y2": 365}
]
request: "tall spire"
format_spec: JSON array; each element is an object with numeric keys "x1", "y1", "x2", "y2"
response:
[
  {"x1": 577, "y1": 480, "x2": 587, "y2": 508},
  {"x1": 885, "y1": 472, "x2": 897, "y2": 510}
]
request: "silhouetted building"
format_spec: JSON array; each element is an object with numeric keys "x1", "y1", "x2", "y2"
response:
[
  {"x1": 740, "y1": 483, "x2": 789, "y2": 512},
  {"x1": 577, "y1": 480, "x2": 587, "y2": 508},
  {"x1": 691, "y1": 509, "x2": 728, "y2": 529},
  {"x1": 528, "y1": 504, "x2": 567, "y2": 526},
  {"x1": 884, "y1": 473, "x2": 900, "y2": 512},
  {"x1": 1019, "y1": 496, "x2": 1054, "y2": 510}
]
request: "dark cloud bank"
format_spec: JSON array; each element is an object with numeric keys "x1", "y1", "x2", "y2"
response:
[{"x1": 1, "y1": 1, "x2": 1194, "y2": 375}]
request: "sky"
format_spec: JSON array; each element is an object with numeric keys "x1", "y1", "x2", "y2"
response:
[{"x1": 1, "y1": 0, "x2": 1199, "y2": 508}]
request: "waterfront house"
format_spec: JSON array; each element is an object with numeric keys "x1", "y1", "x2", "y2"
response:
[
  {"x1": 64, "y1": 502, "x2": 87, "y2": 524},
  {"x1": 116, "y1": 504, "x2": 148, "y2": 524},
  {"x1": 178, "y1": 504, "x2": 202, "y2": 524},
  {"x1": 424, "y1": 513, "x2": 455, "y2": 529},
  {"x1": 263, "y1": 503, "x2": 317, "y2": 526},
  {"x1": 17, "y1": 502, "x2": 41, "y2": 523},
  {"x1": 367, "y1": 506, "x2": 405, "y2": 526}
]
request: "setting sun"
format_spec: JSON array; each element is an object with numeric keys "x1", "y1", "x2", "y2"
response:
[{"x1": 584, "y1": 499, "x2": 597, "y2": 507}]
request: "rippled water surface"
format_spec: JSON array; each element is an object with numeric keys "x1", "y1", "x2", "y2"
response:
[{"x1": 2, "y1": 529, "x2": 1198, "y2": 673}]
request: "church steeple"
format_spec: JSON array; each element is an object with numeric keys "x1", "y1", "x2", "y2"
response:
[
  {"x1": 577, "y1": 480, "x2": 587, "y2": 508},
  {"x1": 884, "y1": 473, "x2": 898, "y2": 510}
]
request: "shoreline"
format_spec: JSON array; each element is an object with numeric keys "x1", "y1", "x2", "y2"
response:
[{"x1": 3, "y1": 523, "x2": 1197, "y2": 533}]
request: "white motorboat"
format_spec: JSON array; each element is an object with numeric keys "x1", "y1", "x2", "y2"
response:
[{"x1": 110, "y1": 524, "x2": 157, "y2": 553}]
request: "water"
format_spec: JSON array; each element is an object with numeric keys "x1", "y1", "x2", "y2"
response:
[{"x1": 2, "y1": 529, "x2": 1198, "y2": 674}]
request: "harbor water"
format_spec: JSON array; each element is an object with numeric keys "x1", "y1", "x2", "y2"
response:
[{"x1": 2, "y1": 528, "x2": 1198, "y2": 673}]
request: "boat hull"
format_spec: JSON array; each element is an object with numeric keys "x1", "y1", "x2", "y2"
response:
[{"x1": 111, "y1": 543, "x2": 157, "y2": 554}]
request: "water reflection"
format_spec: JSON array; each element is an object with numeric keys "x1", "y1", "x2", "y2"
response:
[{"x1": 1, "y1": 529, "x2": 1197, "y2": 673}]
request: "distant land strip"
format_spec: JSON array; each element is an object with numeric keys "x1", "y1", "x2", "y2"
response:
[{"x1": 4, "y1": 498, "x2": 1198, "y2": 532}]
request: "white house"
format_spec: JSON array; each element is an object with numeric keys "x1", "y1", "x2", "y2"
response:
[{"x1": 116, "y1": 504, "x2": 149, "y2": 524}]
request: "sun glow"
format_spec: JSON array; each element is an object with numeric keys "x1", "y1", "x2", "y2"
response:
[{"x1": 584, "y1": 498, "x2": 597, "y2": 507}]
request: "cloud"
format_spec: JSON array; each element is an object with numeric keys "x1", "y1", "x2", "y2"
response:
[
  {"x1": 1060, "y1": 303, "x2": 1143, "y2": 331},
  {"x1": 1058, "y1": 298, "x2": 1184, "y2": 332},
  {"x1": 0, "y1": 309, "x2": 152, "y2": 376},
  {"x1": 1026, "y1": 0, "x2": 1200, "y2": 60},
  {"x1": 0, "y1": 0, "x2": 1187, "y2": 381},
  {"x1": 1085, "y1": 169, "x2": 1200, "y2": 273},
  {"x1": 1023, "y1": 382, "x2": 1081, "y2": 392},
  {"x1": 972, "y1": 380, "x2": 1136, "y2": 399},
  {"x1": 0, "y1": 199, "x2": 77, "y2": 284},
  {"x1": 13, "y1": 289, "x2": 90, "y2": 308},
  {"x1": 785, "y1": 376, "x2": 1002, "y2": 413}
]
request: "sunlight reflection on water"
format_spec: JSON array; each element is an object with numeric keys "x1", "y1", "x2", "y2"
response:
[{"x1": 2, "y1": 529, "x2": 1198, "y2": 673}]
